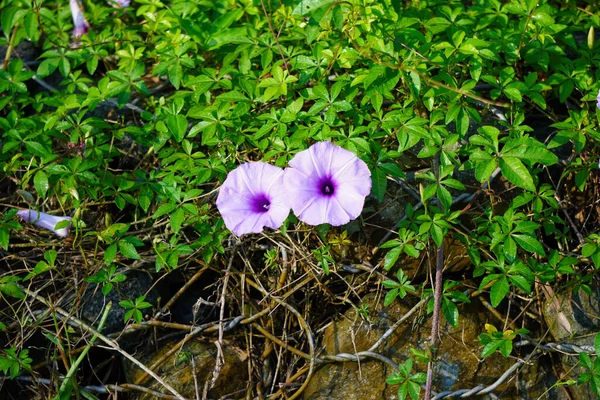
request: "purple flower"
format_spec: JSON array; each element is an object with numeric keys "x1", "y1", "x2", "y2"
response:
[
  {"x1": 284, "y1": 141, "x2": 371, "y2": 226},
  {"x1": 109, "y1": 0, "x2": 130, "y2": 7},
  {"x1": 17, "y1": 210, "x2": 72, "y2": 237},
  {"x1": 596, "y1": 89, "x2": 600, "y2": 110},
  {"x1": 216, "y1": 162, "x2": 290, "y2": 236},
  {"x1": 69, "y1": 0, "x2": 90, "y2": 38}
]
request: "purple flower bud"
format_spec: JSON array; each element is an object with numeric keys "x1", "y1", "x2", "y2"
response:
[
  {"x1": 284, "y1": 141, "x2": 372, "y2": 226},
  {"x1": 70, "y1": 0, "x2": 90, "y2": 38},
  {"x1": 17, "y1": 210, "x2": 72, "y2": 237},
  {"x1": 596, "y1": 89, "x2": 600, "y2": 110},
  {"x1": 216, "y1": 162, "x2": 290, "y2": 236}
]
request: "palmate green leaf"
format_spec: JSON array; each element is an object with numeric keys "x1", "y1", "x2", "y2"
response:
[{"x1": 499, "y1": 157, "x2": 535, "y2": 191}]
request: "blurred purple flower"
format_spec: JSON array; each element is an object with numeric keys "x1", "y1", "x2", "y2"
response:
[
  {"x1": 216, "y1": 162, "x2": 290, "y2": 236},
  {"x1": 109, "y1": 0, "x2": 130, "y2": 7},
  {"x1": 69, "y1": 0, "x2": 90, "y2": 38},
  {"x1": 596, "y1": 89, "x2": 600, "y2": 109},
  {"x1": 17, "y1": 210, "x2": 72, "y2": 237},
  {"x1": 284, "y1": 141, "x2": 371, "y2": 226}
]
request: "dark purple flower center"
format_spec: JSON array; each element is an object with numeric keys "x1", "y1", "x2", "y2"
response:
[
  {"x1": 251, "y1": 194, "x2": 271, "y2": 213},
  {"x1": 319, "y1": 177, "x2": 336, "y2": 196}
]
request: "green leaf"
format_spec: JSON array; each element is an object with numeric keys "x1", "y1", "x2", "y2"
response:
[
  {"x1": 371, "y1": 167, "x2": 387, "y2": 202},
  {"x1": 34, "y1": 170, "x2": 49, "y2": 198},
  {"x1": 509, "y1": 275, "x2": 531, "y2": 294},
  {"x1": 442, "y1": 299, "x2": 459, "y2": 327},
  {"x1": 490, "y1": 277, "x2": 509, "y2": 307},
  {"x1": 0, "y1": 228, "x2": 9, "y2": 251},
  {"x1": 503, "y1": 87, "x2": 522, "y2": 102},
  {"x1": 0, "y1": 283, "x2": 25, "y2": 299},
  {"x1": 445, "y1": 103, "x2": 460, "y2": 125},
  {"x1": 384, "y1": 288, "x2": 399, "y2": 306},
  {"x1": 170, "y1": 207, "x2": 185, "y2": 234},
  {"x1": 437, "y1": 185, "x2": 453, "y2": 211},
  {"x1": 430, "y1": 223, "x2": 444, "y2": 247},
  {"x1": 166, "y1": 114, "x2": 187, "y2": 142},
  {"x1": 118, "y1": 240, "x2": 140, "y2": 260},
  {"x1": 581, "y1": 243, "x2": 596, "y2": 257},
  {"x1": 408, "y1": 380, "x2": 421, "y2": 400},
  {"x1": 513, "y1": 234, "x2": 546, "y2": 256},
  {"x1": 216, "y1": 90, "x2": 250, "y2": 103},
  {"x1": 499, "y1": 157, "x2": 535, "y2": 191},
  {"x1": 559, "y1": 79, "x2": 574, "y2": 103},
  {"x1": 481, "y1": 339, "x2": 503, "y2": 358},
  {"x1": 384, "y1": 246, "x2": 402, "y2": 271},
  {"x1": 456, "y1": 109, "x2": 470, "y2": 137},
  {"x1": 153, "y1": 202, "x2": 177, "y2": 219}
]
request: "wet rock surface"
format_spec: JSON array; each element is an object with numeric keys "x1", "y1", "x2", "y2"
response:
[
  {"x1": 542, "y1": 283, "x2": 600, "y2": 400},
  {"x1": 123, "y1": 339, "x2": 249, "y2": 399},
  {"x1": 304, "y1": 292, "x2": 561, "y2": 399},
  {"x1": 81, "y1": 269, "x2": 158, "y2": 335}
]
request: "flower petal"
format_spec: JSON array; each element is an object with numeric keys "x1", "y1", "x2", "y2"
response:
[
  {"x1": 109, "y1": 0, "x2": 130, "y2": 7},
  {"x1": 17, "y1": 210, "x2": 72, "y2": 237},
  {"x1": 285, "y1": 141, "x2": 372, "y2": 226},
  {"x1": 331, "y1": 190, "x2": 368, "y2": 223},
  {"x1": 216, "y1": 162, "x2": 290, "y2": 236},
  {"x1": 334, "y1": 160, "x2": 372, "y2": 197},
  {"x1": 70, "y1": 0, "x2": 90, "y2": 38}
]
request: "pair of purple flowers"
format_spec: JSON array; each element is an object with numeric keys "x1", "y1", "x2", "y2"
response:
[
  {"x1": 70, "y1": 0, "x2": 130, "y2": 38},
  {"x1": 216, "y1": 141, "x2": 372, "y2": 236}
]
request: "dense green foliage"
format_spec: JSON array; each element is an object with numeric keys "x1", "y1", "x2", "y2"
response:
[{"x1": 2, "y1": 0, "x2": 600, "y2": 397}]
